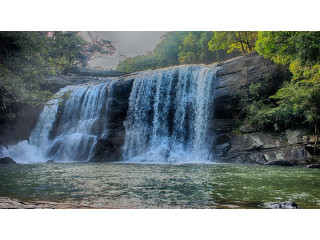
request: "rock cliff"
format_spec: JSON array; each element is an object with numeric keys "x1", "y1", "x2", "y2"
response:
[
  {"x1": 3, "y1": 53, "x2": 317, "y2": 165},
  {"x1": 214, "y1": 52, "x2": 291, "y2": 118}
]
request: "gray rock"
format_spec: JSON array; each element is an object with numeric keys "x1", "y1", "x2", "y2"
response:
[
  {"x1": 0, "y1": 197, "x2": 94, "y2": 209},
  {"x1": 0, "y1": 157, "x2": 17, "y2": 164},
  {"x1": 214, "y1": 52, "x2": 291, "y2": 119},
  {"x1": 239, "y1": 124, "x2": 257, "y2": 133},
  {"x1": 228, "y1": 133, "x2": 287, "y2": 154},
  {"x1": 307, "y1": 164, "x2": 320, "y2": 168},
  {"x1": 256, "y1": 155, "x2": 267, "y2": 165},
  {"x1": 264, "y1": 160, "x2": 296, "y2": 166},
  {"x1": 224, "y1": 130, "x2": 311, "y2": 165},
  {"x1": 91, "y1": 76, "x2": 135, "y2": 162},
  {"x1": 285, "y1": 129, "x2": 306, "y2": 145},
  {"x1": 265, "y1": 201, "x2": 300, "y2": 209}
]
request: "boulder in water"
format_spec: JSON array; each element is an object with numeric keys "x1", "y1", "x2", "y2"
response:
[
  {"x1": 307, "y1": 164, "x2": 320, "y2": 168},
  {"x1": 264, "y1": 160, "x2": 296, "y2": 166},
  {"x1": 0, "y1": 157, "x2": 17, "y2": 164},
  {"x1": 265, "y1": 201, "x2": 300, "y2": 209},
  {"x1": 47, "y1": 160, "x2": 55, "y2": 163}
]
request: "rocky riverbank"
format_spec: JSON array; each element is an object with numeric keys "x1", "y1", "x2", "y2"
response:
[
  {"x1": 1, "y1": 53, "x2": 318, "y2": 165},
  {"x1": 0, "y1": 197, "x2": 94, "y2": 209},
  {"x1": 213, "y1": 127, "x2": 320, "y2": 166}
]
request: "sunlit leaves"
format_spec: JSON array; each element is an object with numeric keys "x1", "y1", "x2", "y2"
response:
[{"x1": 208, "y1": 31, "x2": 258, "y2": 54}]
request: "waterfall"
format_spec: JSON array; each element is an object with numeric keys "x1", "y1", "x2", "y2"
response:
[
  {"x1": 122, "y1": 64, "x2": 217, "y2": 163},
  {"x1": 1, "y1": 79, "x2": 117, "y2": 163},
  {"x1": 0, "y1": 64, "x2": 217, "y2": 164}
]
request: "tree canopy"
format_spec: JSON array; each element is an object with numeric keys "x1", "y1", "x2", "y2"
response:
[
  {"x1": 117, "y1": 31, "x2": 240, "y2": 72},
  {"x1": 208, "y1": 31, "x2": 258, "y2": 54},
  {"x1": 0, "y1": 31, "x2": 115, "y2": 132},
  {"x1": 232, "y1": 31, "x2": 320, "y2": 151}
]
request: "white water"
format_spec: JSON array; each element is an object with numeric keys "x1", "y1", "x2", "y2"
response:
[
  {"x1": 0, "y1": 79, "x2": 117, "y2": 163},
  {"x1": 123, "y1": 64, "x2": 217, "y2": 163},
  {"x1": 1, "y1": 64, "x2": 217, "y2": 164}
]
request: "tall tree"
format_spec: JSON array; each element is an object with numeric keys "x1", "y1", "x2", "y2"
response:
[
  {"x1": 252, "y1": 31, "x2": 320, "y2": 152},
  {"x1": 0, "y1": 31, "x2": 115, "y2": 135},
  {"x1": 208, "y1": 31, "x2": 258, "y2": 54}
]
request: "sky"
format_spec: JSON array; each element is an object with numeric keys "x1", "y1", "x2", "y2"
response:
[{"x1": 80, "y1": 31, "x2": 167, "y2": 70}]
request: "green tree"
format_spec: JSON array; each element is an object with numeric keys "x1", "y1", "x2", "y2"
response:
[
  {"x1": 208, "y1": 31, "x2": 258, "y2": 54},
  {"x1": 253, "y1": 31, "x2": 320, "y2": 152},
  {"x1": 0, "y1": 31, "x2": 115, "y2": 136},
  {"x1": 117, "y1": 31, "x2": 239, "y2": 72},
  {"x1": 49, "y1": 31, "x2": 115, "y2": 72}
]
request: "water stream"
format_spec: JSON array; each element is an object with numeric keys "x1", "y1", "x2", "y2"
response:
[{"x1": 1, "y1": 64, "x2": 217, "y2": 164}]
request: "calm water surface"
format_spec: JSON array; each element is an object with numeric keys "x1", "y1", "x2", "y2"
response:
[{"x1": 1, "y1": 163, "x2": 320, "y2": 208}]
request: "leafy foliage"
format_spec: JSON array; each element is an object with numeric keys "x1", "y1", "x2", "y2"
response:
[
  {"x1": 240, "y1": 31, "x2": 320, "y2": 146},
  {"x1": 208, "y1": 31, "x2": 258, "y2": 54},
  {"x1": 117, "y1": 31, "x2": 240, "y2": 72},
  {"x1": 0, "y1": 31, "x2": 115, "y2": 132}
]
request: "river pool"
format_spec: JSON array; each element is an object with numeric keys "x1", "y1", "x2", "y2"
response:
[{"x1": 1, "y1": 163, "x2": 320, "y2": 208}]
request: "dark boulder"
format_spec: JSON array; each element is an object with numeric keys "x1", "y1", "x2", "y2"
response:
[
  {"x1": 91, "y1": 76, "x2": 135, "y2": 162},
  {"x1": 265, "y1": 201, "x2": 300, "y2": 209},
  {"x1": 47, "y1": 160, "x2": 55, "y2": 163},
  {"x1": 0, "y1": 157, "x2": 17, "y2": 164},
  {"x1": 264, "y1": 160, "x2": 296, "y2": 166},
  {"x1": 307, "y1": 164, "x2": 320, "y2": 168}
]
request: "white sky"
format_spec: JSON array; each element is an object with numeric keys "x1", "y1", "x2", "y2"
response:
[{"x1": 80, "y1": 31, "x2": 167, "y2": 69}]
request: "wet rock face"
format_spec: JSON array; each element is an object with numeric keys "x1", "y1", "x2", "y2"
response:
[
  {"x1": 218, "y1": 131, "x2": 312, "y2": 165},
  {"x1": 228, "y1": 133, "x2": 287, "y2": 152},
  {"x1": 265, "y1": 201, "x2": 300, "y2": 209},
  {"x1": 285, "y1": 129, "x2": 307, "y2": 145},
  {"x1": 0, "y1": 157, "x2": 17, "y2": 164},
  {"x1": 92, "y1": 77, "x2": 134, "y2": 162},
  {"x1": 213, "y1": 52, "x2": 291, "y2": 119}
]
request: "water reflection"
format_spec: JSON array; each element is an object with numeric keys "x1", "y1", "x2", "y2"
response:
[{"x1": 1, "y1": 163, "x2": 320, "y2": 208}]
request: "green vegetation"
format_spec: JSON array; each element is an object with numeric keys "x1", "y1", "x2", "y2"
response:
[
  {"x1": 0, "y1": 31, "x2": 114, "y2": 134},
  {"x1": 1, "y1": 31, "x2": 320, "y2": 150},
  {"x1": 208, "y1": 31, "x2": 258, "y2": 54},
  {"x1": 230, "y1": 31, "x2": 320, "y2": 152},
  {"x1": 116, "y1": 31, "x2": 240, "y2": 72}
]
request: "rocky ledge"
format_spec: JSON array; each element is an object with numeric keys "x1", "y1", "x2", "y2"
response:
[
  {"x1": 0, "y1": 157, "x2": 17, "y2": 164},
  {"x1": 0, "y1": 197, "x2": 94, "y2": 209},
  {"x1": 213, "y1": 128, "x2": 320, "y2": 166},
  {"x1": 265, "y1": 201, "x2": 300, "y2": 209}
]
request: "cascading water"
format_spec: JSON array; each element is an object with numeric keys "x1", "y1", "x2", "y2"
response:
[
  {"x1": 122, "y1": 64, "x2": 217, "y2": 163},
  {"x1": 1, "y1": 79, "x2": 117, "y2": 163},
  {"x1": 0, "y1": 64, "x2": 217, "y2": 164}
]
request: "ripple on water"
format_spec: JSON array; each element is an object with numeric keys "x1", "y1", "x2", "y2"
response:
[{"x1": 1, "y1": 163, "x2": 320, "y2": 208}]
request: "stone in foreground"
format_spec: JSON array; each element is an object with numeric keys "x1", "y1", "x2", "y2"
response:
[
  {"x1": 0, "y1": 157, "x2": 17, "y2": 164},
  {"x1": 307, "y1": 164, "x2": 320, "y2": 168},
  {"x1": 264, "y1": 160, "x2": 296, "y2": 166},
  {"x1": 265, "y1": 201, "x2": 300, "y2": 209},
  {"x1": 0, "y1": 197, "x2": 93, "y2": 209}
]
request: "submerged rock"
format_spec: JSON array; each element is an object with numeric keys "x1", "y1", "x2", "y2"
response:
[
  {"x1": 265, "y1": 201, "x2": 300, "y2": 209},
  {"x1": 264, "y1": 160, "x2": 296, "y2": 166},
  {"x1": 307, "y1": 164, "x2": 320, "y2": 168},
  {"x1": 0, "y1": 157, "x2": 17, "y2": 164},
  {"x1": 47, "y1": 160, "x2": 55, "y2": 163}
]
